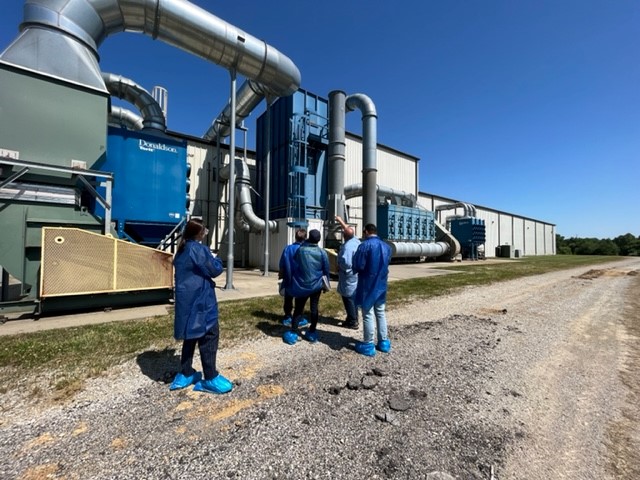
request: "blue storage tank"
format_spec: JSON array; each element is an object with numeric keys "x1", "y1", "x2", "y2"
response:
[
  {"x1": 95, "y1": 126, "x2": 188, "y2": 246},
  {"x1": 255, "y1": 89, "x2": 329, "y2": 225}
]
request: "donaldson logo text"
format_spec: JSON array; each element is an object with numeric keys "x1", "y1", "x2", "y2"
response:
[{"x1": 139, "y1": 139, "x2": 178, "y2": 154}]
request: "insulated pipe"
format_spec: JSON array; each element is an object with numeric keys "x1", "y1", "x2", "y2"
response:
[
  {"x1": 435, "y1": 202, "x2": 477, "y2": 223},
  {"x1": 108, "y1": 105, "x2": 144, "y2": 130},
  {"x1": 388, "y1": 241, "x2": 450, "y2": 258},
  {"x1": 344, "y1": 183, "x2": 417, "y2": 207},
  {"x1": 327, "y1": 90, "x2": 347, "y2": 238},
  {"x1": 346, "y1": 94, "x2": 378, "y2": 228},
  {"x1": 219, "y1": 159, "x2": 277, "y2": 233},
  {"x1": 2, "y1": 0, "x2": 301, "y2": 98},
  {"x1": 203, "y1": 80, "x2": 266, "y2": 140},
  {"x1": 102, "y1": 72, "x2": 166, "y2": 131}
]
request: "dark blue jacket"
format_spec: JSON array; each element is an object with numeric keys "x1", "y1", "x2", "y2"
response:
[
  {"x1": 173, "y1": 240, "x2": 224, "y2": 340},
  {"x1": 279, "y1": 240, "x2": 303, "y2": 291},
  {"x1": 286, "y1": 242, "x2": 330, "y2": 298},
  {"x1": 352, "y1": 235, "x2": 392, "y2": 310}
]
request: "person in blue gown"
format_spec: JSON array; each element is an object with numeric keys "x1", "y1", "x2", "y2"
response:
[
  {"x1": 170, "y1": 218, "x2": 233, "y2": 394},
  {"x1": 352, "y1": 223, "x2": 393, "y2": 356}
]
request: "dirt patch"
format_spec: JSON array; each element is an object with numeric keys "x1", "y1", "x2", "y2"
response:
[
  {"x1": 605, "y1": 274, "x2": 640, "y2": 478},
  {"x1": 574, "y1": 267, "x2": 638, "y2": 280}
]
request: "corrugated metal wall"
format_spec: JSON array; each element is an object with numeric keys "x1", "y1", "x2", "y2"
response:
[
  {"x1": 419, "y1": 192, "x2": 556, "y2": 257},
  {"x1": 344, "y1": 134, "x2": 418, "y2": 236},
  {"x1": 180, "y1": 129, "x2": 555, "y2": 267}
]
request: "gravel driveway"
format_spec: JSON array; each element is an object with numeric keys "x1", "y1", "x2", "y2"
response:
[{"x1": 1, "y1": 258, "x2": 639, "y2": 480}]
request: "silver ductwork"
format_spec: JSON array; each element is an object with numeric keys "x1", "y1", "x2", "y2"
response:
[
  {"x1": 327, "y1": 91, "x2": 347, "y2": 239},
  {"x1": 435, "y1": 202, "x2": 477, "y2": 223},
  {"x1": 108, "y1": 105, "x2": 144, "y2": 130},
  {"x1": 203, "y1": 80, "x2": 266, "y2": 140},
  {"x1": 219, "y1": 158, "x2": 277, "y2": 233},
  {"x1": 1, "y1": 0, "x2": 301, "y2": 98},
  {"x1": 327, "y1": 91, "x2": 378, "y2": 238},
  {"x1": 102, "y1": 72, "x2": 166, "y2": 131},
  {"x1": 387, "y1": 241, "x2": 451, "y2": 258},
  {"x1": 346, "y1": 94, "x2": 378, "y2": 228},
  {"x1": 344, "y1": 183, "x2": 417, "y2": 207}
]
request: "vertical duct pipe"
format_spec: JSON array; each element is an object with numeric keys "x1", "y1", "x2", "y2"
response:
[
  {"x1": 346, "y1": 93, "x2": 378, "y2": 228},
  {"x1": 225, "y1": 70, "x2": 237, "y2": 290},
  {"x1": 327, "y1": 91, "x2": 347, "y2": 240}
]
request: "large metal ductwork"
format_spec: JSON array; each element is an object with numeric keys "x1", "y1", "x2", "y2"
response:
[
  {"x1": 219, "y1": 159, "x2": 277, "y2": 233},
  {"x1": 327, "y1": 91, "x2": 348, "y2": 240},
  {"x1": 346, "y1": 94, "x2": 378, "y2": 228},
  {"x1": 203, "y1": 80, "x2": 266, "y2": 140},
  {"x1": 435, "y1": 202, "x2": 477, "y2": 222},
  {"x1": 344, "y1": 183, "x2": 417, "y2": 207},
  {"x1": 108, "y1": 105, "x2": 144, "y2": 130},
  {"x1": 388, "y1": 241, "x2": 451, "y2": 258},
  {"x1": 102, "y1": 72, "x2": 166, "y2": 131},
  {"x1": 327, "y1": 91, "x2": 378, "y2": 236},
  {"x1": 1, "y1": 0, "x2": 301, "y2": 99}
]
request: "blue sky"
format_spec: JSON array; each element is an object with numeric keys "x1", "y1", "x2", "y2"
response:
[{"x1": 1, "y1": 1, "x2": 638, "y2": 238}]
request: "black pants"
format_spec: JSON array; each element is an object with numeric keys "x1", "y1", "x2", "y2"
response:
[
  {"x1": 180, "y1": 324, "x2": 219, "y2": 380},
  {"x1": 292, "y1": 290, "x2": 321, "y2": 332},
  {"x1": 283, "y1": 294, "x2": 294, "y2": 318}
]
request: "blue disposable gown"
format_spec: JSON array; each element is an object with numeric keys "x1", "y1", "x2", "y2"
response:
[
  {"x1": 286, "y1": 243, "x2": 330, "y2": 298},
  {"x1": 352, "y1": 235, "x2": 392, "y2": 311},
  {"x1": 173, "y1": 240, "x2": 224, "y2": 340},
  {"x1": 337, "y1": 236, "x2": 361, "y2": 297},
  {"x1": 278, "y1": 241, "x2": 303, "y2": 291}
]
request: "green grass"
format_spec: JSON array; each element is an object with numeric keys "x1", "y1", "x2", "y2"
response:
[{"x1": 0, "y1": 255, "x2": 621, "y2": 399}]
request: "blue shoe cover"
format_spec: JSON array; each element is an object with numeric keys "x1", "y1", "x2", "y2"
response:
[
  {"x1": 282, "y1": 317, "x2": 309, "y2": 327},
  {"x1": 170, "y1": 371, "x2": 202, "y2": 391},
  {"x1": 355, "y1": 341, "x2": 376, "y2": 357},
  {"x1": 377, "y1": 339, "x2": 391, "y2": 353},
  {"x1": 193, "y1": 374, "x2": 233, "y2": 394},
  {"x1": 283, "y1": 330, "x2": 299, "y2": 345},
  {"x1": 303, "y1": 330, "x2": 319, "y2": 343}
]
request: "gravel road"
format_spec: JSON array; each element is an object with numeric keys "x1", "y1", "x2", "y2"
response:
[{"x1": 1, "y1": 258, "x2": 639, "y2": 480}]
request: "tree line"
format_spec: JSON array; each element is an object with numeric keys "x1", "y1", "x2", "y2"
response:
[{"x1": 556, "y1": 233, "x2": 639, "y2": 256}]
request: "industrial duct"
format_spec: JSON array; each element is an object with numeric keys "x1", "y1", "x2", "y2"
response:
[
  {"x1": 344, "y1": 183, "x2": 417, "y2": 207},
  {"x1": 102, "y1": 72, "x2": 166, "y2": 131},
  {"x1": 435, "y1": 202, "x2": 477, "y2": 222},
  {"x1": 1, "y1": 0, "x2": 301, "y2": 99},
  {"x1": 346, "y1": 94, "x2": 378, "y2": 228},
  {"x1": 387, "y1": 241, "x2": 451, "y2": 258},
  {"x1": 108, "y1": 105, "x2": 144, "y2": 131},
  {"x1": 327, "y1": 91, "x2": 378, "y2": 237},
  {"x1": 219, "y1": 158, "x2": 277, "y2": 233},
  {"x1": 203, "y1": 80, "x2": 266, "y2": 140}
]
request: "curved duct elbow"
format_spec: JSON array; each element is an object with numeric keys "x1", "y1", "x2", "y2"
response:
[
  {"x1": 204, "y1": 80, "x2": 266, "y2": 140},
  {"x1": 102, "y1": 72, "x2": 166, "y2": 131},
  {"x1": 219, "y1": 159, "x2": 277, "y2": 233},
  {"x1": 2, "y1": 0, "x2": 300, "y2": 98},
  {"x1": 346, "y1": 93, "x2": 378, "y2": 227},
  {"x1": 108, "y1": 105, "x2": 144, "y2": 130}
]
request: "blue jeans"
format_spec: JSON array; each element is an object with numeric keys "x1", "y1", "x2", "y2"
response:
[
  {"x1": 341, "y1": 294, "x2": 358, "y2": 325},
  {"x1": 362, "y1": 302, "x2": 388, "y2": 344}
]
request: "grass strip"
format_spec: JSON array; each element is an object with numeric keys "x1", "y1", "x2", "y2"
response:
[{"x1": 0, "y1": 255, "x2": 619, "y2": 397}]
